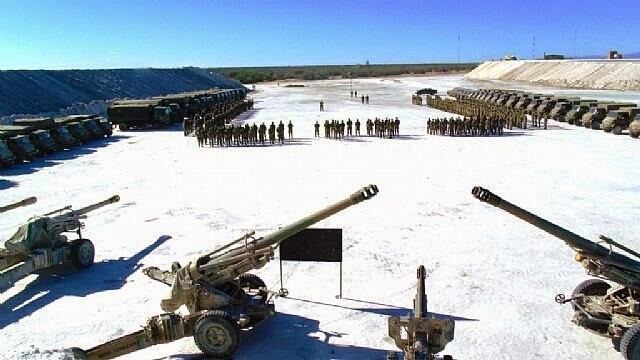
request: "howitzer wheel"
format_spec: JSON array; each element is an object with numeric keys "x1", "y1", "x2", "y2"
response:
[
  {"x1": 572, "y1": 279, "x2": 611, "y2": 310},
  {"x1": 194, "y1": 310, "x2": 239, "y2": 358},
  {"x1": 71, "y1": 239, "x2": 95, "y2": 269},
  {"x1": 621, "y1": 324, "x2": 640, "y2": 360}
]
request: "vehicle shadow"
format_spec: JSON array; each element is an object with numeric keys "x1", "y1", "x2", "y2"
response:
[
  {"x1": 0, "y1": 235, "x2": 171, "y2": 329},
  {"x1": 0, "y1": 178, "x2": 18, "y2": 190},
  {"x1": 0, "y1": 135, "x2": 129, "y2": 177},
  {"x1": 157, "y1": 312, "x2": 390, "y2": 360}
]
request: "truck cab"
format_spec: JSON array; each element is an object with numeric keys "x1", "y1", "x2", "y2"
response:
[
  {"x1": 602, "y1": 107, "x2": 640, "y2": 134},
  {"x1": 66, "y1": 122, "x2": 92, "y2": 143},
  {"x1": 526, "y1": 99, "x2": 543, "y2": 113},
  {"x1": 0, "y1": 139, "x2": 16, "y2": 167},
  {"x1": 583, "y1": 103, "x2": 636, "y2": 129},
  {"x1": 97, "y1": 117, "x2": 113, "y2": 136},
  {"x1": 29, "y1": 129, "x2": 58, "y2": 154},
  {"x1": 0, "y1": 133, "x2": 39, "y2": 161},
  {"x1": 49, "y1": 126, "x2": 78, "y2": 148},
  {"x1": 81, "y1": 118, "x2": 105, "y2": 138},
  {"x1": 629, "y1": 114, "x2": 640, "y2": 138}
]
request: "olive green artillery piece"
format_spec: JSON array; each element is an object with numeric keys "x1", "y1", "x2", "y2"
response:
[
  {"x1": 0, "y1": 195, "x2": 120, "y2": 291},
  {"x1": 387, "y1": 265, "x2": 454, "y2": 360},
  {"x1": 0, "y1": 197, "x2": 37, "y2": 214},
  {"x1": 71, "y1": 185, "x2": 379, "y2": 360},
  {"x1": 472, "y1": 186, "x2": 640, "y2": 360}
]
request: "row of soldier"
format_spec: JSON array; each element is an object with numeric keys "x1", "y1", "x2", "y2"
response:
[
  {"x1": 195, "y1": 120, "x2": 294, "y2": 147},
  {"x1": 315, "y1": 117, "x2": 400, "y2": 139},
  {"x1": 350, "y1": 91, "x2": 370, "y2": 104},
  {"x1": 427, "y1": 117, "x2": 505, "y2": 136},
  {"x1": 426, "y1": 96, "x2": 528, "y2": 130},
  {"x1": 183, "y1": 99, "x2": 254, "y2": 136}
]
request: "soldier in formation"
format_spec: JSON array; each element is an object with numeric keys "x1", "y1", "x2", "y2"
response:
[
  {"x1": 426, "y1": 95, "x2": 528, "y2": 131},
  {"x1": 194, "y1": 120, "x2": 294, "y2": 147},
  {"x1": 314, "y1": 121, "x2": 320, "y2": 137},
  {"x1": 426, "y1": 116, "x2": 505, "y2": 137},
  {"x1": 322, "y1": 117, "x2": 400, "y2": 139}
]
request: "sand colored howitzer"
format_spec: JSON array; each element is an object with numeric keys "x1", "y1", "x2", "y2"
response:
[
  {"x1": 71, "y1": 185, "x2": 379, "y2": 360},
  {"x1": 387, "y1": 265, "x2": 454, "y2": 360},
  {"x1": 472, "y1": 186, "x2": 640, "y2": 360},
  {"x1": 0, "y1": 195, "x2": 120, "y2": 291},
  {"x1": 0, "y1": 197, "x2": 37, "y2": 214}
]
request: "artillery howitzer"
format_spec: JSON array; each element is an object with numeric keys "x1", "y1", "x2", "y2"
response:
[
  {"x1": 472, "y1": 186, "x2": 640, "y2": 360},
  {"x1": 71, "y1": 185, "x2": 379, "y2": 359},
  {"x1": 0, "y1": 195, "x2": 120, "y2": 291},
  {"x1": 387, "y1": 265, "x2": 454, "y2": 360},
  {"x1": 0, "y1": 197, "x2": 37, "y2": 214}
]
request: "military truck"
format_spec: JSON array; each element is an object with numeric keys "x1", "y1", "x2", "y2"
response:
[
  {"x1": 54, "y1": 117, "x2": 92, "y2": 144},
  {"x1": 582, "y1": 103, "x2": 637, "y2": 130},
  {"x1": 0, "y1": 139, "x2": 16, "y2": 167},
  {"x1": 562, "y1": 101, "x2": 597, "y2": 125},
  {"x1": 13, "y1": 117, "x2": 77, "y2": 148},
  {"x1": 629, "y1": 114, "x2": 640, "y2": 138},
  {"x1": 549, "y1": 99, "x2": 583, "y2": 120},
  {"x1": 81, "y1": 118, "x2": 105, "y2": 139},
  {"x1": 96, "y1": 117, "x2": 113, "y2": 136},
  {"x1": 108, "y1": 99, "x2": 172, "y2": 130},
  {"x1": 0, "y1": 125, "x2": 56, "y2": 156},
  {"x1": 602, "y1": 107, "x2": 640, "y2": 134},
  {"x1": 0, "y1": 128, "x2": 39, "y2": 162}
]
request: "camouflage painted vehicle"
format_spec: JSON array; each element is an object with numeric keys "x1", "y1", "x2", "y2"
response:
[
  {"x1": 0, "y1": 197, "x2": 36, "y2": 214},
  {"x1": 0, "y1": 139, "x2": 17, "y2": 167},
  {"x1": 549, "y1": 99, "x2": 582, "y2": 120},
  {"x1": 54, "y1": 117, "x2": 93, "y2": 143},
  {"x1": 0, "y1": 195, "x2": 120, "y2": 292},
  {"x1": 81, "y1": 118, "x2": 105, "y2": 139},
  {"x1": 564, "y1": 101, "x2": 597, "y2": 125},
  {"x1": 515, "y1": 96, "x2": 533, "y2": 110},
  {"x1": 0, "y1": 127, "x2": 40, "y2": 161},
  {"x1": 630, "y1": 114, "x2": 640, "y2": 139},
  {"x1": 97, "y1": 117, "x2": 113, "y2": 137},
  {"x1": 602, "y1": 107, "x2": 640, "y2": 135},
  {"x1": 387, "y1": 266, "x2": 454, "y2": 360},
  {"x1": 0, "y1": 124, "x2": 56, "y2": 155},
  {"x1": 108, "y1": 99, "x2": 172, "y2": 130},
  {"x1": 13, "y1": 117, "x2": 78, "y2": 148},
  {"x1": 583, "y1": 103, "x2": 636, "y2": 130},
  {"x1": 71, "y1": 185, "x2": 379, "y2": 360},
  {"x1": 473, "y1": 186, "x2": 640, "y2": 360}
]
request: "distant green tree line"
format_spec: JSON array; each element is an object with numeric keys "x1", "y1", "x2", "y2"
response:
[{"x1": 211, "y1": 63, "x2": 478, "y2": 84}]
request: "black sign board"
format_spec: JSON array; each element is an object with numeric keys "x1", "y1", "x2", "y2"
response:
[{"x1": 279, "y1": 228, "x2": 342, "y2": 262}]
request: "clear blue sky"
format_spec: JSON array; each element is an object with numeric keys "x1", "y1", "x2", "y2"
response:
[{"x1": 0, "y1": 0, "x2": 638, "y2": 69}]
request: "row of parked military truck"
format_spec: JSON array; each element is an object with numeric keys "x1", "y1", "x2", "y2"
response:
[
  {"x1": 0, "y1": 88, "x2": 246, "y2": 168},
  {"x1": 447, "y1": 88, "x2": 640, "y2": 138}
]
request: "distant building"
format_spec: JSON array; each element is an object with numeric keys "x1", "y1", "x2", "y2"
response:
[
  {"x1": 543, "y1": 53, "x2": 565, "y2": 60},
  {"x1": 608, "y1": 50, "x2": 623, "y2": 59},
  {"x1": 503, "y1": 55, "x2": 517, "y2": 61}
]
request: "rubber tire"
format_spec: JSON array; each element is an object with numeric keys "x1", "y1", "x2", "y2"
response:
[
  {"x1": 571, "y1": 279, "x2": 611, "y2": 310},
  {"x1": 238, "y1": 273, "x2": 266, "y2": 289},
  {"x1": 612, "y1": 126, "x2": 623, "y2": 135},
  {"x1": 631, "y1": 132, "x2": 640, "y2": 139},
  {"x1": 70, "y1": 239, "x2": 95, "y2": 269},
  {"x1": 193, "y1": 310, "x2": 239, "y2": 358},
  {"x1": 621, "y1": 324, "x2": 640, "y2": 360}
]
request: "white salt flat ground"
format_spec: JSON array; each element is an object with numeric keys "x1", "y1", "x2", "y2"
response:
[{"x1": 1, "y1": 74, "x2": 640, "y2": 360}]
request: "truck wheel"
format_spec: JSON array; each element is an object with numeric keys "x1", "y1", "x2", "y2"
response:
[
  {"x1": 238, "y1": 273, "x2": 266, "y2": 290},
  {"x1": 621, "y1": 324, "x2": 640, "y2": 360},
  {"x1": 632, "y1": 132, "x2": 640, "y2": 139},
  {"x1": 119, "y1": 124, "x2": 129, "y2": 131},
  {"x1": 612, "y1": 126, "x2": 623, "y2": 135},
  {"x1": 193, "y1": 310, "x2": 239, "y2": 358},
  {"x1": 71, "y1": 239, "x2": 95, "y2": 269}
]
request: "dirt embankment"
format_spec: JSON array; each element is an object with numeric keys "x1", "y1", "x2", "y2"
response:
[
  {"x1": 466, "y1": 60, "x2": 640, "y2": 90},
  {"x1": 0, "y1": 67, "x2": 245, "y2": 121}
]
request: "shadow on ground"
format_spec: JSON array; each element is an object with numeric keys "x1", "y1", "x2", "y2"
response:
[
  {"x1": 0, "y1": 178, "x2": 18, "y2": 190},
  {"x1": 0, "y1": 135, "x2": 129, "y2": 177},
  {"x1": 0, "y1": 235, "x2": 171, "y2": 329},
  {"x1": 157, "y1": 312, "x2": 390, "y2": 360}
]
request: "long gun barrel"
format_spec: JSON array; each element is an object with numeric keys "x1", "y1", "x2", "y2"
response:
[
  {"x1": 185, "y1": 185, "x2": 379, "y2": 285},
  {"x1": 472, "y1": 186, "x2": 640, "y2": 272},
  {"x1": 414, "y1": 265, "x2": 427, "y2": 318},
  {"x1": 0, "y1": 197, "x2": 37, "y2": 214},
  {"x1": 69, "y1": 195, "x2": 121, "y2": 216}
]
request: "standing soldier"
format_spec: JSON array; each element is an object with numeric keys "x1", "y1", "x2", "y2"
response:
[
  {"x1": 251, "y1": 123, "x2": 258, "y2": 145},
  {"x1": 350, "y1": 90, "x2": 353, "y2": 98},
  {"x1": 365, "y1": 95, "x2": 369, "y2": 104},
  {"x1": 314, "y1": 121, "x2": 320, "y2": 137},
  {"x1": 354, "y1": 90, "x2": 357, "y2": 97},
  {"x1": 361, "y1": 95, "x2": 365, "y2": 104},
  {"x1": 287, "y1": 120, "x2": 294, "y2": 139},
  {"x1": 394, "y1": 117, "x2": 400, "y2": 136},
  {"x1": 319, "y1": 100, "x2": 324, "y2": 112},
  {"x1": 324, "y1": 120, "x2": 330, "y2": 138},
  {"x1": 269, "y1": 122, "x2": 276, "y2": 144},
  {"x1": 355, "y1": 119, "x2": 361, "y2": 136},
  {"x1": 278, "y1": 121, "x2": 285, "y2": 144},
  {"x1": 346, "y1": 118, "x2": 353, "y2": 136},
  {"x1": 259, "y1": 122, "x2": 267, "y2": 145}
]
